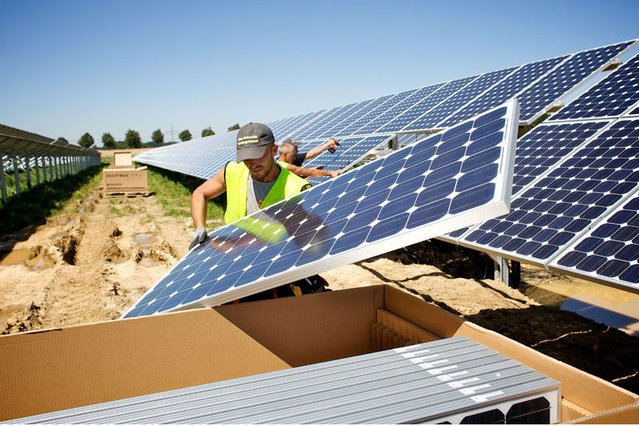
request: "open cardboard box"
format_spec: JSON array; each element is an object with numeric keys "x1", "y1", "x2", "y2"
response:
[{"x1": 1, "y1": 285, "x2": 637, "y2": 423}]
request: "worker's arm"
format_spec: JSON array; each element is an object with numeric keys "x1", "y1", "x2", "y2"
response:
[
  {"x1": 282, "y1": 162, "x2": 341, "y2": 178},
  {"x1": 304, "y1": 137, "x2": 339, "y2": 160},
  {"x1": 191, "y1": 167, "x2": 226, "y2": 229}
]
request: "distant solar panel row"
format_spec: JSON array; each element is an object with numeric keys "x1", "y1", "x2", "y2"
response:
[
  {"x1": 124, "y1": 101, "x2": 519, "y2": 317},
  {"x1": 134, "y1": 40, "x2": 635, "y2": 184}
]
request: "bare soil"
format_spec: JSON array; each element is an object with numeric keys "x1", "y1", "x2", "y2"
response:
[{"x1": 0, "y1": 185, "x2": 637, "y2": 395}]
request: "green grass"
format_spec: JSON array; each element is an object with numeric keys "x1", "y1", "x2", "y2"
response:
[
  {"x1": 147, "y1": 166, "x2": 224, "y2": 229},
  {"x1": 0, "y1": 164, "x2": 105, "y2": 234}
]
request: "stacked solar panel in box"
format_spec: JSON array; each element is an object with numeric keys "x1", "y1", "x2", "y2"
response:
[
  {"x1": 9, "y1": 337, "x2": 560, "y2": 424},
  {"x1": 123, "y1": 101, "x2": 519, "y2": 317},
  {"x1": 550, "y1": 51, "x2": 639, "y2": 121}
]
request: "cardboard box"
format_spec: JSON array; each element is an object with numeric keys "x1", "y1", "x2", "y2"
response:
[
  {"x1": 0, "y1": 285, "x2": 637, "y2": 423},
  {"x1": 103, "y1": 167, "x2": 148, "y2": 195},
  {"x1": 112, "y1": 151, "x2": 133, "y2": 168}
]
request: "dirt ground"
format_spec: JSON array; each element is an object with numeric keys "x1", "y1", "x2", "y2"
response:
[{"x1": 1, "y1": 185, "x2": 638, "y2": 395}]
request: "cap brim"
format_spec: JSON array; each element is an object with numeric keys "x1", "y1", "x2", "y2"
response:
[{"x1": 236, "y1": 144, "x2": 268, "y2": 162}]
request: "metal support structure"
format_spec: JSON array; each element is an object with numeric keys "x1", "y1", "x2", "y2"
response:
[
  {"x1": 494, "y1": 256, "x2": 510, "y2": 287},
  {"x1": 54, "y1": 156, "x2": 60, "y2": 179},
  {"x1": 511, "y1": 260, "x2": 521, "y2": 289},
  {"x1": 12, "y1": 150, "x2": 21, "y2": 195},
  {"x1": 35, "y1": 155, "x2": 41, "y2": 185},
  {"x1": 25, "y1": 154, "x2": 32, "y2": 188},
  {"x1": 0, "y1": 152, "x2": 7, "y2": 202}
]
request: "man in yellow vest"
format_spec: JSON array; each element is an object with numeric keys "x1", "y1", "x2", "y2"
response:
[{"x1": 189, "y1": 122, "x2": 327, "y2": 300}]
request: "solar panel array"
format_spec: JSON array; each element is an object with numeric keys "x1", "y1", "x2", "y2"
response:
[
  {"x1": 124, "y1": 101, "x2": 519, "y2": 317},
  {"x1": 134, "y1": 40, "x2": 635, "y2": 183},
  {"x1": 447, "y1": 49, "x2": 639, "y2": 292},
  {"x1": 10, "y1": 337, "x2": 559, "y2": 424}
]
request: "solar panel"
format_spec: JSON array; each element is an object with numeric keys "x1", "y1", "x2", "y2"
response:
[
  {"x1": 123, "y1": 100, "x2": 519, "y2": 318},
  {"x1": 335, "y1": 89, "x2": 421, "y2": 136},
  {"x1": 293, "y1": 103, "x2": 359, "y2": 140},
  {"x1": 629, "y1": 104, "x2": 639, "y2": 116},
  {"x1": 11, "y1": 337, "x2": 559, "y2": 424},
  {"x1": 316, "y1": 94, "x2": 398, "y2": 138},
  {"x1": 549, "y1": 187, "x2": 639, "y2": 292},
  {"x1": 550, "y1": 51, "x2": 639, "y2": 121},
  {"x1": 511, "y1": 120, "x2": 610, "y2": 195},
  {"x1": 273, "y1": 109, "x2": 327, "y2": 141},
  {"x1": 400, "y1": 67, "x2": 518, "y2": 132},
  {"x1": 440, "y1": 56, "x2": 568, "y2": 128},
  {"x1": 374, "y1": 77, "x2": 476, "y2": 134},
  {"x1": 135, "y1": 132, "x2": 237, "y2": 180},
  {"x1": 518, "y1": 40, "x2": 636, "y2": 123},
  {"x1": 459, "y1": 118, "x2": 639, "y2": 266},
  {"x1": 352, "y1": 83, "x2": 448, "y2": 134},
  {"x1": 302, "y1": 99, "x2": 375, "y2": 140}
]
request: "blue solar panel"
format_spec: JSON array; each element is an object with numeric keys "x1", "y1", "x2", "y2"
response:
[
  {"x1": 303, "y1": 100, "x2": 374, "y2": 140},
  {"x1": 294, "y1": 103, "x2": 360, "y2": 140},
  {"x1": 303, "y1": 135, "x2": 393, "y2": 184},
  {"x1": 550, "y1": 51, "x2": 639, "y2": 121},
  {"x1": 273, "y1": 109, "x2": 328, "y2": 141},
  {"x1": 352, "y1": 83, "x2": 446, "y2": 134},
  {"x1": 315, "y1": 96, "x2": 395, "y2": 139},
  {"x1": 550, "y1": 189, "x2": 639, "y2": 292},
  {"x1": 511, "y1": 120, "x2": 610, "y2": 195},
  {"x1": 518, "y1": 41, "x2": 636, "y2": 123},
  {"x1": 440, "y1": 56, "x2": 568, "y2": 128},
  {"x1": 401, "y1": 68, "x2": 518, "y2": 132},
  {"x1": 335, "y1": 89, "x2": 420, "y2": 136},
  {"x1": 629, "y1": 104, "x2": 639, "y2": 116},
  {"x1": 376, "y1": 77, "x2": 474, "y2": 133},
  {"x1": 460, "y1": 118, "x2": 639, "y2": 264},
  {"x1": 123, "y1": 100, "x2": 519, "y2": 318},
  {"x1": 135, "y1": 132, "x2": 237, "y2": 180}
]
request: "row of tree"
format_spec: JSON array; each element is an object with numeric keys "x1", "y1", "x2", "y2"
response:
[{"x1": 74, "y1": 124, "x2": 241, "y2": 149}]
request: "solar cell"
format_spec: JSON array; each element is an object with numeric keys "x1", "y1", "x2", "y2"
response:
[
  {"x1": 303, "y1": 99, "x2": 375, "y2": 140},
  {"x1": 400, "y1": 67, "x2": 518, "y2": 132},
  {"x1": 550, "y1": 188, "x2": 639, "y2": 291},
  {"x1": 550, "y1": 51, "x2": 639, "y2": 121},
  {"x1": 376, "y1": 77, "x2": 475, "y2": 133},
  {"x1": 294, "y1": 103, "x2": 359, "y2": 140},
  {"x1": 518, "y1": 41, "x2": 636, "y2": 123},
  {"x1": 460, "y1": 118, "x2": 639, "y2": 265},
  {"x1": 273, "y1": 109, "x2": 327, "y2": 141},
  {"x1": 511, "y1": 120, "x2": 610, "y2": 195},
  {"x1": 440, "y1": 56, "x2": 568, "y2": 128},
  {"x1": 352, "y1": 83, "x2": 447, "y2": 134},
  {"x1": 334, "y1": 89, "x2": 420, "y2": 136},
  {"x1": 123, "y1": 100, "x2": 519, "y2": 318}
]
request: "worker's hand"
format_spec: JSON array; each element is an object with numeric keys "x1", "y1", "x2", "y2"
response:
[
  {"x1": 189, "y1": 227, "x2": 208, "y2": 250},
  {"x1": 328, "y1": 170, "x2": 341, "y2": 178},
  {"x1": 326, "y1": 137, "x2": 340, "y2": 153}
]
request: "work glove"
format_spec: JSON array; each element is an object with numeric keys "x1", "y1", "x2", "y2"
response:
[{"x1": 189, "y1": 227, "x2": 208, "y2": 250}]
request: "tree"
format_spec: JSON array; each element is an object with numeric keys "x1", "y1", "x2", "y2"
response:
[
  {"x1": 78, "y1": 132, "x2": 94, "y2": 148},
  {"x1": 124, "y1": 129, "x2": 142, "y2": 148},
  {"x1": 201, "y1": 127, "x2": 215, "y2": 137},
  {"x1": 227, "y1": 123, "x2": 240, "y2": 132},
  {"x1": 55, "y1": 137, "x2": 69, "y2": 145},
  {"x1": 179, "y1": 129, "x2": 192, "y2": 142},
  {"x1": 101, "y1": 132, "x2": 116, "y2": 149},
  {"x1": 151, "y1": 129, "x2": 164, "y2": 146}
]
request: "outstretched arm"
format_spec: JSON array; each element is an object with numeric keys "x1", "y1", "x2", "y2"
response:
[
  {"x1": 304, "y1": 137, "x2": 339, "y2": 160},
  {"x1": 282, "y1": 162, "x2": 341, "y2": 178}
]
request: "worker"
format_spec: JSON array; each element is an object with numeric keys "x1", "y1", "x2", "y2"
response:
[
  {"x1": 278, "y1": 138, "x2": 342, "y2": 178},
  {"x1": 189, "y1": 122, "x2": 328, "y2": 300}
]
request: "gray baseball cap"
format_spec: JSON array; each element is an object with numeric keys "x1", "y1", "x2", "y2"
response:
[{"x1": 236, "y1": 123, "x2": 275, "y2": 161}]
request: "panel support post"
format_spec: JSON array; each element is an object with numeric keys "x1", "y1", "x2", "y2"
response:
[
  {"x1": 25, "y1": 154, "x2": 32, "y2": 188},
  {"x1": 494, "y1": 256, "x2": 510, "y2": 287},
  {"x1": 12, "y1": 150, "x2": 21, "y2": 195},
  {"x1": 0, "y1": 151, "x2": 7, "y2": 202}
]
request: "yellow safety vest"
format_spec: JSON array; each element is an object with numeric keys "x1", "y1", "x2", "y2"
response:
[{"x1": 223, "y1": 161, "x2": 310, "y2": 224}]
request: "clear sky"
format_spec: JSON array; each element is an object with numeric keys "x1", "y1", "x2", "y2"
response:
[{"x1": 1, "y1": 0, "x2": 638, "y2": 146}]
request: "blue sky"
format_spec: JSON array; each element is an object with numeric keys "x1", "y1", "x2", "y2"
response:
[{"x1": 1, "y1": 0, "x2": 638, "y2": 145}]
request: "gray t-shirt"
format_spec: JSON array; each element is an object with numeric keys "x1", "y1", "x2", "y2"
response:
[{"x1": 246, "y1": 176, "x2": 277, "y2": 215}]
